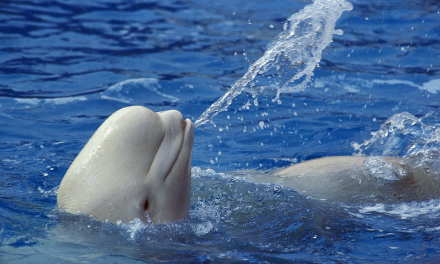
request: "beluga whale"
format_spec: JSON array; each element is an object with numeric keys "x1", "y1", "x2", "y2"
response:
[
  {"x1": 57, "y1": 106, "x2": 194, "y2": 224},
  {"x1": 250, "y1": 155, "x2": 440, "y2": 204}
]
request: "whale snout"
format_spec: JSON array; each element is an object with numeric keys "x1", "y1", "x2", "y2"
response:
[
  {"x1": 157, "y1": 110, "x2": 186, "y2": 131},
  {"x1": 144, "y1": 109, "x2": 194, "y2": 223}
]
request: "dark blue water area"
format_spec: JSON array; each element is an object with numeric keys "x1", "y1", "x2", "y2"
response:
[{"x1": 2, "y1": 0, "x2": 440, "y2": 263}]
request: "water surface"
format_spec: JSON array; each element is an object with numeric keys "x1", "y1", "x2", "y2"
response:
[{"x1": 1, "y1": 0, "x2": 440, "y2": 263}]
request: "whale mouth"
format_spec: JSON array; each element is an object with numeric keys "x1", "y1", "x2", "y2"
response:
[
  {"x1": 183, "y1": 118, "x2": 194, "y2": 148},
  {"x1": 143, "y1": 110, "x2": 193, "y2": 223},
  {"x1": 152, "y1": 110, "x2": 194, "y2": 182},
  {"x1": 170, "y1": 116, "x2": 193, "y2": 182},
  {"x1": 175, "y1": 117, "x2": 194, "y2": 173}
]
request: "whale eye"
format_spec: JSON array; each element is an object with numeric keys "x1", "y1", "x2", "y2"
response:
[{"x1": 144, "y1": 199, "x2": 149, "y2": 211}]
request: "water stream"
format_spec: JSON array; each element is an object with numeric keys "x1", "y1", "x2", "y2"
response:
[{"x1": 194, "y1": 0, "x2": 353, "y2": 127}]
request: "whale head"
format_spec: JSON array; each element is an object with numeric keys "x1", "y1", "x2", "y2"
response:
[{"x1": 57, "y1": 106, "x2": 194, "y2": 224}]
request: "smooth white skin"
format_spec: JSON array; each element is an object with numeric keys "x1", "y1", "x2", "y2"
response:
[
  {"x1": 57, "y1": 106, "x2": 194, "y2": 224},
  {"x1": 253, "y1": 156, "x2": 440, "y2": 204}
]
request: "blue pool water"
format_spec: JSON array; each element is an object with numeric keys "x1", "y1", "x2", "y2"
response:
[{"x1": 2, "y1": 0, "x2": 440, "y2": 262}]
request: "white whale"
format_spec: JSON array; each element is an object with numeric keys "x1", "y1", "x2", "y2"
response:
[
  {"x1": 57, "y1": 106, "x2": 194, "y2": 224},
  {"x1": 250, "y1": 155, "x2": 440, "y2": 204}
]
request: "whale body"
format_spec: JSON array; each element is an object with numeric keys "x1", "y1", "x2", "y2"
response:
[{"x1": 250, "y1": 156, "x2": 440, "y2": 204}]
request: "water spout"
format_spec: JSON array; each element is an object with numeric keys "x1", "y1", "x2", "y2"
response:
[{"x1": 195, "y1": 0, "x2": 353, "y2": 128}]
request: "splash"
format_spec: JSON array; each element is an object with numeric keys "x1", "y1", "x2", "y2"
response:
[
  {"x1": 351, "y1": 112, "x2": 440, "y2": 158},
  {"x1": 362, "y1": 156, "x2": 407, "y2": 181},
  {"x1": 358, "y1": 200, "x2": 440, "y2": 220},
  {"x1": 194, "y1": 0, "x2": 353, "y2": 127}
]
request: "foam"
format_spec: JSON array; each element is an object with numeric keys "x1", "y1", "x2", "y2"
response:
[
  {"x1": 359, "y1": 200, "x2": 440, "y2": 220},
  {"x1": 363, "y1": 156, "x2": 406, "y2": 181}
]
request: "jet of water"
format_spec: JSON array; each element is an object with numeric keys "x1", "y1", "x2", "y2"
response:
[{"x1": 194, "y1": 0, "x2": 353, "y2": 128}]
